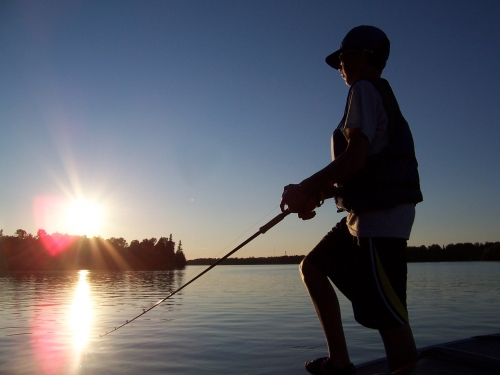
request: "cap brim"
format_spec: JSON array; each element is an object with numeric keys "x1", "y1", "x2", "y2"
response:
[{"x1": 325, "y1": 49, "x2": 342, "y2": 70}]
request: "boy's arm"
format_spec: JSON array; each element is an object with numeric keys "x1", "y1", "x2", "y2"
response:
[
  {"x1": 301, "y1": 128, "x2": 370, "y2": 192},
  {"x1": 280, "y1": 128, "x2": 370, "y2": 216}
]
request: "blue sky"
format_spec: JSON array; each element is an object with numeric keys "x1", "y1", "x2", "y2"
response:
[{"x1": 1, "y1": 1, "x2": 499, "y2": 259}]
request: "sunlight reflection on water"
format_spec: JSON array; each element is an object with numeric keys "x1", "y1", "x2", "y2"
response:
[
  {"x1": 70, "y1": 270, "x2": 92, "y2": 352},
  {"x1": 6, "y1": 271, "x2": 94, "y2": 375}
]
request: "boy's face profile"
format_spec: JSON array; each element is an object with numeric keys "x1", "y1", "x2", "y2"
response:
[{"x1": 338, "y1": 49, "x2": 380, "y2": 86}]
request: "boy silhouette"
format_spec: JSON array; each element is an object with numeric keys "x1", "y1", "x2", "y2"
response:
[{"x1": 280, "y1": 25, "x2": 423, "y2": 375}]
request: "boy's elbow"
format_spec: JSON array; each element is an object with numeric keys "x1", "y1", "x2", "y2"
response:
[
  {"x1": 346, "y1": 138, "x2": 370, "y2": 171},
  {"x1": 354, "y1": 156, "x2": 367, "y2": 172}
]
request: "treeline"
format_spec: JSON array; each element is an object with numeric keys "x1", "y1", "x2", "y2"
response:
[
  {"x1": 2, "y1": 229, "x2": 498, "y2": 271},
  {"x1": 0, "y1": 229, "x2": 186, "y2": 271},
  {"x1": 406, "y1": 242, "x2": 500, "y2": 262},
  {"x1": 187, "y1": 242, "x2": 500, "y2": 266},
  {"x1": 187, "y1": 255, "x2": 305, "y2": 266}
]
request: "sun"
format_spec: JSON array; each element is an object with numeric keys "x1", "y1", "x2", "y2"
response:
[{"x1": 65, "y1": 200, "x2": 103, "y2": 236}]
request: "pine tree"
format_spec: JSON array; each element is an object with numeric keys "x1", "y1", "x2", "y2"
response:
[{"x1": 175, "y1": 240, "x2": 187, "y2": 267}]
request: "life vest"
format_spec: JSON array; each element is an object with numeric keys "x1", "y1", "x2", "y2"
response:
[{"x1": 333, "y1": 78, "x2": 423, "y2": 213}]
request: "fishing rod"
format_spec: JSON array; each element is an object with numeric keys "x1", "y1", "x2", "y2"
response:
[{"x1": 100, "y1": 209, "x2": 290, "y2": 337}]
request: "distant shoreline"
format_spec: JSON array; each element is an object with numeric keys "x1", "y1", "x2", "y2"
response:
[
  {"x1": 1, "y1": 236, "x2": 498, "y2": 271},
  {"x1": 187, "y1": 255, "x2": 304, "y2": 266},
  {"x1": 188, "y1": 241, "x2": 500, "y2": 265},
  {"x1": 186, "y1": 258, "x2": 500, "y2": 266}
]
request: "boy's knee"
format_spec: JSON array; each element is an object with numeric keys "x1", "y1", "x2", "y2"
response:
[
  {"x1": 300, "y1": 256, "x2": 321, "y2": 280},
  {"x1": 299, "y1": 257, "x2": 308, "y2": 281}
]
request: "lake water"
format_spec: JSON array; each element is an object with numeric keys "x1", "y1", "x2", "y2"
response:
[{"x1": 1, "y1": 262, "x2": 499, "y2": 375}]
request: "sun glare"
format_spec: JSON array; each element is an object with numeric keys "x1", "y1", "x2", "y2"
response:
[
  {"x1": 70, "y1": 270, "x2": 92, "y2": 351},
  {"x1": 66, "y1": 200, "x2": 102, "y2": 236}
]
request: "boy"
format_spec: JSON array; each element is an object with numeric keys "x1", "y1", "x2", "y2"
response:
[{"x1": 280, "y1": 26, "x2": 423, "y2": 375}]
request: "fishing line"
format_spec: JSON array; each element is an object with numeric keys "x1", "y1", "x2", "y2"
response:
[
  {"x1": 168, "y1": 205, "x2": 282, "y2": 299},
  {"x1": 100, "y1": 208, "x2": 290, "y2": 337},
  {"x1": 208, "y1": 205, "x2": 282, "y2": 259},
  {"x1": 156, "y1": 206, "x2": 282, "y2": 304},
  {"x1": 155, "y1": 206, "x2": 280, "y2": 296}
]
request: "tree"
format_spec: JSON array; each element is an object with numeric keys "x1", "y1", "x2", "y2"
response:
[
  {"x1": 175, "y1": 240, "x2": 186, "y2": 267},
  {"x1": 154, "y1": 237, "x2": 170, "y2": 251},
  {"x1": 129, "y1": 240, "x2": 141, "y2": 253},
  {"x1": 154, "y1": 236, "x2": 175, "y2": 267},
  {"x1": 140, "y1": 238, "x2": 157, "y2": 252},
  {"x1": 15, "y1": 229, "x2": 27, "y2": 240},
  {"x1": 481, "y1": 243, "x2": 500, "y2": 261},
  {"x1": 108, "y1": 237, "x2": 128, "y2": 250}
]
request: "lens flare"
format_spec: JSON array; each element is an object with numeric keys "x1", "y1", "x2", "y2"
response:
[{"x1": 33, "y1": 195, "x2": 105, "y2": 238}]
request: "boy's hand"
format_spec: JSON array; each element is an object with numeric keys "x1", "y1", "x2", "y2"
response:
[
  {"x1": 280, "y1": 184, "x2": 318, "y2": 220},
  {"x1": 298, "y1": 196, "x2": 318, "y2": 220}
]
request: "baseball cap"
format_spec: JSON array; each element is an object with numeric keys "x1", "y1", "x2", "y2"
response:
[{"x1": 326, "y1": 25, "x2": 390, "y2": 70}]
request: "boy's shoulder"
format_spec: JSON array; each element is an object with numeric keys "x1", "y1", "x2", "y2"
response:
[
  {"x1": 351, "y1": 78, "x2": 398, "y2": 104},
  {"x1": 349, "y1": 79, "x2": 385, "y2": 100},
  {"x1": 353, "y1": 78, "x2": 390, "y2": 88}
]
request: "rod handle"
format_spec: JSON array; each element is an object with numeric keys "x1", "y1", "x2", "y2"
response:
[{"x1": 259, "y1": 210, "x2": 290, "y2": 234}]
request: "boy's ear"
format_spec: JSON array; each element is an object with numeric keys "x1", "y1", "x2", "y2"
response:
[{"x1": 368, "y1": 38, "x2": 390, "y2": 72}]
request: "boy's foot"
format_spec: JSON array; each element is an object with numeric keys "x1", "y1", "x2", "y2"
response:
[{"x1": 305, "y1": 357, "x2": 356, "y2": 375}]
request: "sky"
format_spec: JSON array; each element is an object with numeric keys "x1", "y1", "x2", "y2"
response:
[{"x1": 1, "y1": 1, "x2": 499, "y2": 260}]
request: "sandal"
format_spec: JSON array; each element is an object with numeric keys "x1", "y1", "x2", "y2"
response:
[{"x1": 305, "y1": 357, "x2": 356, "y2": 375}]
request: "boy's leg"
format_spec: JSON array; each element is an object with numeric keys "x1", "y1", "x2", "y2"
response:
[
  {"x1": 300, "y1": 257, "x2": 351, "y2": 369},
  {"x1": 369, "y1": 237, "x2": 417, "y2": 373},
  {"x1": 379, "y1": 324, "x2": 418, "y2": 372}
]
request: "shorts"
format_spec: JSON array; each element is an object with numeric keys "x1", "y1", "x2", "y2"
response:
[{"x1": 305, "y1": 217, "x2": 409, "y2": 330}]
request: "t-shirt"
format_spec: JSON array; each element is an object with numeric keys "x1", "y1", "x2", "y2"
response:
[{"x1": 334, "y1": 80, "x2": 415, "y2": 239}]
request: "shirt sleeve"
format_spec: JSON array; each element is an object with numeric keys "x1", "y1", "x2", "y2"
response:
[{"x1": 344, "y1": 80, "x2": 384, "y2": 144}]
